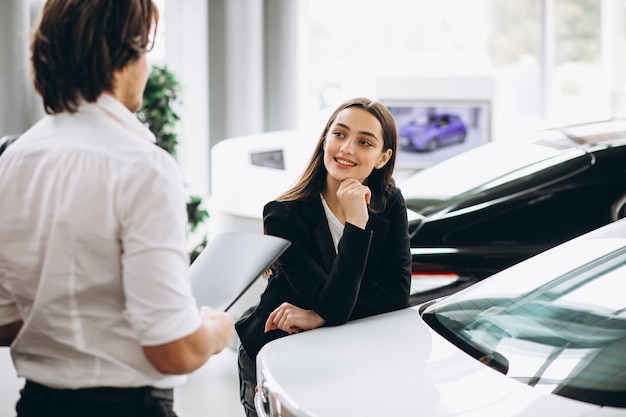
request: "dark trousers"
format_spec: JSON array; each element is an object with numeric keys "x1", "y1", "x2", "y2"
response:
[
  {"x1": 238, "y1": 344, "x2": 258, "y2": 417},
  {"x1": 16, "y1": 380, "x2": 177, "y2": 417}
]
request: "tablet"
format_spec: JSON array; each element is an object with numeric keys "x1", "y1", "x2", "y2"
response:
[{"x1": 189, "y1": 232, "x2": 290, "y2": 312}]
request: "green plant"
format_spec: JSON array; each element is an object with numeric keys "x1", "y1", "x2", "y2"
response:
[
  {"x1": 137, "y1": 64, "x2": 208, "y2": 262},
  {"x1": 138, "y1": 65, "x2": 181, "y2": 156}
]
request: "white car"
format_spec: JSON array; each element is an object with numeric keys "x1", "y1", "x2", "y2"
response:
[{"x1": 254, "y1": 218, "x2": 626, "y2": 417}]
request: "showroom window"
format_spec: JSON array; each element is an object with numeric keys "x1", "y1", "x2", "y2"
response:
[
  {"x1": 304, "y1": 0, "x2": 622, "y2": 132},
  {"x1": 150, "y1": 0, "x2": 166, "y2": 63},
  {"x1": 552, "y1": 0, "x2": 606, "y2": 123}
]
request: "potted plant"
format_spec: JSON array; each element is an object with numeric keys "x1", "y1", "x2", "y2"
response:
[{"x1": 137, "y1": 65, "x2": 208, "y2": 262}]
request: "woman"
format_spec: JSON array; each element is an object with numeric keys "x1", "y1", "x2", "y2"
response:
[{"x1": 235, "y1": 97, "x2": 412, "y2": 417}]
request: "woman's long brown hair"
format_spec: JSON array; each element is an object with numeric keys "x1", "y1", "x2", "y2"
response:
[{"x1": 277, "y1": 97, "x2": 398, "y2": 212}]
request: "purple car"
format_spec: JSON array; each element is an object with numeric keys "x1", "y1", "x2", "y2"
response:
[{"x1": 399, "y1": 113, "x2": 467, "y2": 152}]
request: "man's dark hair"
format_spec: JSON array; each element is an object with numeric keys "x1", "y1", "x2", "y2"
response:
[{"x1": 30, "y1": 0, "x2": 159, "y2": 114}]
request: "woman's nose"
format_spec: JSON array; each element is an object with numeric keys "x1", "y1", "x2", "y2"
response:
[{"x1": 340, "y1": 138, "x2": 354, "y2": 154}]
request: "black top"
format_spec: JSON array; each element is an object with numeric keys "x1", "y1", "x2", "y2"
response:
[{"x1": 236, "y1": 186, "x2": 412, "y2": 358}]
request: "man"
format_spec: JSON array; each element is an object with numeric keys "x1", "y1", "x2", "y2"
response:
[{"x1": 0, "y1": 1, "x2": 233, "y2": 416}]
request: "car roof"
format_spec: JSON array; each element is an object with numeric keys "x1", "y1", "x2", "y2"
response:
[{"x1": 554, "y1": 118, "x2": 626, "y2": 146}]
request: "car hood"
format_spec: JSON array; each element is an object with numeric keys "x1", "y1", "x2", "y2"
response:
[{"x1": 256, "y1": 307, "x2": 622, "y2": 417}]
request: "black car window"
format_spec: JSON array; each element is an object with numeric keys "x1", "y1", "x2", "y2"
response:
[
  {"x1": 0, "y1": 134, "x2": 20, "y2": 156},
  {"x1": 404, "y1": 149, "x2": 591, "y2": 217}
]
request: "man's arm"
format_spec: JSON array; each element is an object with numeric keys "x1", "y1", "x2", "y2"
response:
[
  {"x1": 0, "y1": 320, "x2": 23, "y2": 346},
  {"x1": 142, "y1": 307, "x2": 233, "y2": 375}
]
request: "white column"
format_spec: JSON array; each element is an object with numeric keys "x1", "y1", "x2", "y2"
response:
[
  {"x1": 223, "y1": 0, "x2": 265, "y2": 138},
  {"x1": 163, "y1": 0, "x2": 211, "y2": 201},
  {"x1": 0, "y1": 0, "x2": 43, "y2": 136},
  {"x1": 264, "y1": 0, "x2": 300, "y2": 132},
  {"x1": 207, "y1": 0, "x2": 302, "y2": 193},
  {"x1": 541, "y1": 0, "x2": 554, "y2": 120},
  {"x1": 602, "y1": 0, "x2": 625, "y2": 117}
]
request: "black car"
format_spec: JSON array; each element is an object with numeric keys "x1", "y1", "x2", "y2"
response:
[
  {"x1": 402, "y1": 119, "x2": 626, "y2": 303},
  {"x1": 0, "y1": 134, "x2": 20, "y2": 156}
]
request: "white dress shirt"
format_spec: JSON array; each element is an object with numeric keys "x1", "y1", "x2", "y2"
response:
[{"x1": 0, "y1": 94, "x2": 201, "y2": 389}]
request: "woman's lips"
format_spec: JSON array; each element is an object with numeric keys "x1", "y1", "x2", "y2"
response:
[{"x1": 334, "y1": 156, "x2": 356, "y2": 168}]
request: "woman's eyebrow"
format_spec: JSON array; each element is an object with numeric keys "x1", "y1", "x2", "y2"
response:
[{"x1": 334, "y1": 122, "x2": 380, "y2": 141}]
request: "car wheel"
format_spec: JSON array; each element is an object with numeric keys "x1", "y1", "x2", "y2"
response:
[
  {"x1": 401, "y1": 139, "x2": 417, "y2": 152},
  {"x1": 611, "y1": 194, "x2": 626, "y2": 221},
  {"x1": 427, "y1": 138, "x2": 439, "y2": 152}
]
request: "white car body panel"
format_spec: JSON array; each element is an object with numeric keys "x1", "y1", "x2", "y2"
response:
[{"x1": 257, "y1": 306, "x2": 623, "y2": 417}]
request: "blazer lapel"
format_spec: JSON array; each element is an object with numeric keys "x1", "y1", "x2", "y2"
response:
[
  {"x1": 365, "y1": 210, "x2": 390, "y2": 267},
  {"x1": 301, "y1": 198, "x2": 336, "y2": 271}
]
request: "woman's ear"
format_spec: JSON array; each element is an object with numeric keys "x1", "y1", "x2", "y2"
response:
[{"x1": 376, "y1": 149, "x2": 392, "y2": 169}]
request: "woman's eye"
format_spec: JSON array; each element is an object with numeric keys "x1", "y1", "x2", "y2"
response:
[
  {"x1": 359, "y1": 139, "x2": 373, "y2": 147},
  {"x1": 332, "y1": 131, "x2": 344, "y2": 138}
]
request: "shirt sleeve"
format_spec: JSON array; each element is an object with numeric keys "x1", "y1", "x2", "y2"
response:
[{"x1": 117, "y1": 149, "x2": 201, "y2": 346}]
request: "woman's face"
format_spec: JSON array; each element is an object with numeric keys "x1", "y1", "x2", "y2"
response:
[{"x1": 323, "y1": 107, "x2": 392, "y2": 184}]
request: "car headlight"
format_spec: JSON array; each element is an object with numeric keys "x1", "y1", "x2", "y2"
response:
[
  {"x1": 254, "y1": 378, "x2": 271, "y2": 417},
  {"x1": 255, "y1": 369, "x2": 300, "y2": 417}
]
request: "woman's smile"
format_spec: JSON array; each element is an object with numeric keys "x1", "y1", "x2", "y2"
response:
[{"x1": 334, "y1": 156, "x2": 357, "y2": 168}]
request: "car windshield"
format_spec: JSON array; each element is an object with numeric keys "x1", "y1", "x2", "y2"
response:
[
  {"x1": 411, "y1": 114, "x2": 436, "y2": 125},
  {"x1": 399, "y1": 130, "x2": 582, "y2": 215},
  {"x1": 423, "y1": 235, "x2": 626, "y2": 408}
]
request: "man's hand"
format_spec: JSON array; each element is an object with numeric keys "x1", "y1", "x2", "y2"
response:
[{"x1": 200, "y1": 306, "x2": 234, "y2": 355}]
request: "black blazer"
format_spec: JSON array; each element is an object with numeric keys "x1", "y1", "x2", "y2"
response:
[{"x1": 236, "y1": 186, "x2": 412, "y2": 358}]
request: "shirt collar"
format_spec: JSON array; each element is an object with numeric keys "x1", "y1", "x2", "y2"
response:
[{"x1": 92, "y1": 94, "x2": 157, "y2": 144}]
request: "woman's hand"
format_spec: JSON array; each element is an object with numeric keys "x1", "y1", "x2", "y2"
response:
[
  {"x1": 337, "y1": 178, "x2": 370, "y2": 229},
  {"x1": 264, "y1": 302, "x2": 326, "y2": 334}
]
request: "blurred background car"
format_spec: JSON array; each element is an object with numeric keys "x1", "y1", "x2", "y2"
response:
[
  {"x1": 255, "y1": 218, "x2": 626, "y2": 417},
  {"x1": 399, "y1": 113, "x2": 467, "y2": 152},
  {"x1": 403, "y1": 118, "x2": 626, "y2": 304}
]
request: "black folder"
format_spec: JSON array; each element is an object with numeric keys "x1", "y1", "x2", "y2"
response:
[{"x1": 189, "y1": 232, "x2": 290, "y2": 312}]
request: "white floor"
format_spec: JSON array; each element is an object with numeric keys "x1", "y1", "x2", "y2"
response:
[
  {"x1": 0, "y1": 346, "x2": 244, "y2": 417},
  {"x1": 174, "y1": 346, "x2": 243, "y2": 417},
  {"x1": 0, "y1": 348, "x2": 22, "y2": 417}
]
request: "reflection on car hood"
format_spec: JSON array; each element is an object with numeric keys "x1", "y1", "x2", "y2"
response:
[{"x1": 256, "y1": 306, "x2": 618, "y2": 417}]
